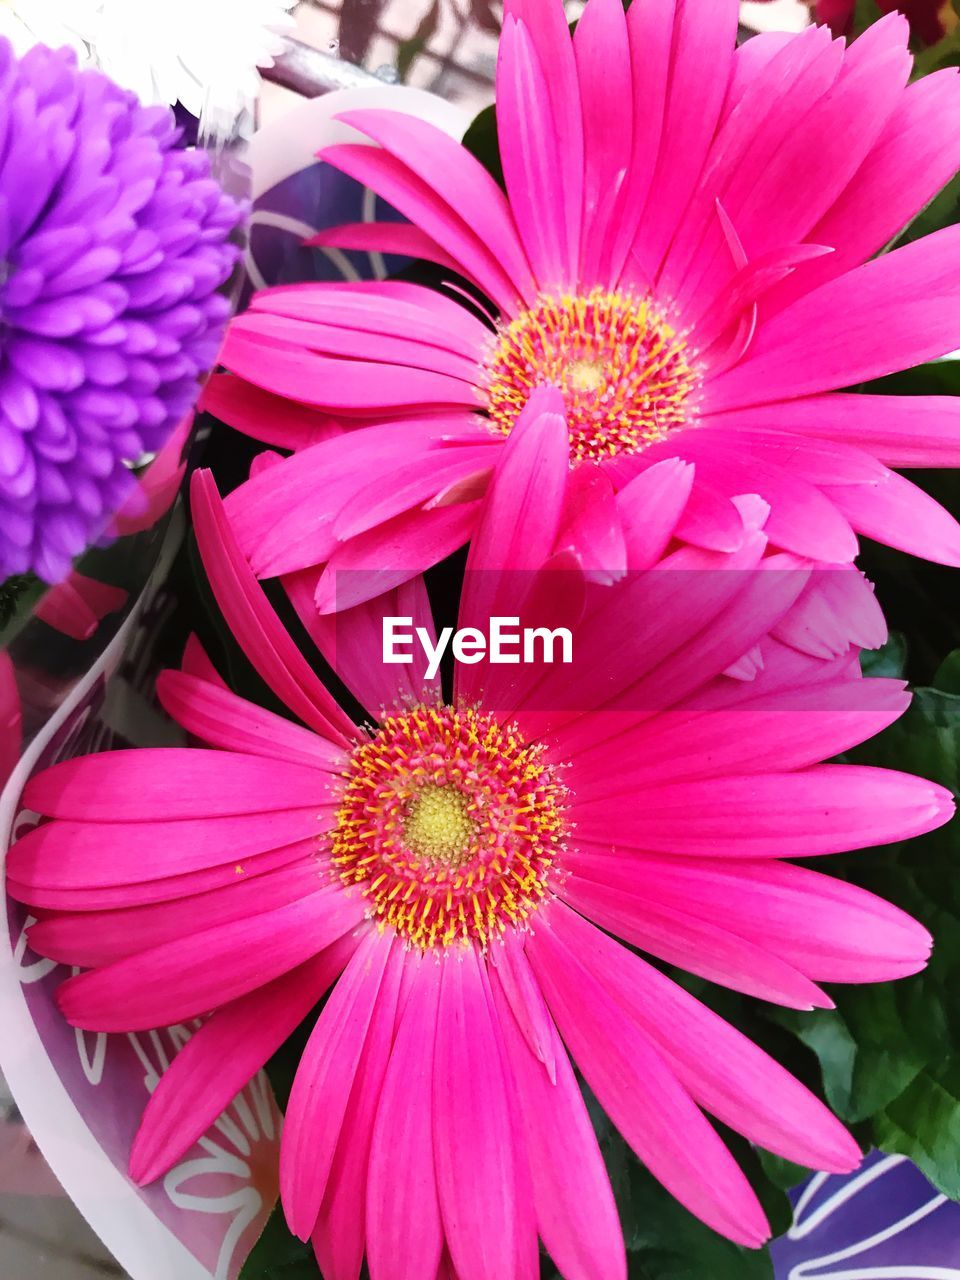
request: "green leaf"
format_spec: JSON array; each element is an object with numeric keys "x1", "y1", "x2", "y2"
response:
[
  {"x1": 851, "y1": 0, "x2": 882, "y2": 37},
  {"x1": 763, "y1": 667, "x2": 960, "y2": 1198},
  {"x1": 934, "y1": 649, "x2": 960, "y2": 695},
  {"x1": 238, "y1": 1205, "x2": 315, "y2": 1279},
  {"x1": 620, "y1": 1158, "x2": 775, "y2": 1279},
  {"x1": 873, "y1": 1059, "x2": 960, "y2": 1197},
  {"x1": 755, "y1": 1150, "x2": 812, "y2": 1193},
  {"x1": 585, "y1": 1092, "x2": 776, "y2": 1276},
  {"x1": 861, "y1": 632, "x2": 907, "y2": 679},
  {"x1": 461, "y1": 104, "x2": 504, "y2": 189}
]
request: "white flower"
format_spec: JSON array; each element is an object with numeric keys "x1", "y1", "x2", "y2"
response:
[
  {"x1": 0, "y1": 0, "x2": 99, "y2": 58},
  {"x1": 91, "y1": 0, "x2": 298, "y2": 118}
]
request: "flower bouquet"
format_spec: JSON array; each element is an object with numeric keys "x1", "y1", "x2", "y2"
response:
[{"x1": 5, "y1": 1, "x2": 960, "y2": 1279}]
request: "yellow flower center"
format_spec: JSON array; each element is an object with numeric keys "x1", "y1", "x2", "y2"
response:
[
  {"x1": 484, "y1": 287, "x2": 701, "y2": 464},
  {"x1": 330, "y1": 704, "x2": 566, "y2": 950}
]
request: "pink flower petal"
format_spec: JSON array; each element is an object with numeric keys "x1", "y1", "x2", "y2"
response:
[
  {"x1": 634, "y1": 0, "x2": 739, "y2": 278},
  {"x1": 707, "y1": 225, "x2": 960, "y2": 410},
  {"x1": 156, "y1": 671, "x2": 348, "y2": 769},
  {"x1": 823, "y1": 467, "x2": 960, "y2": 567},
  {"x1": 566, "y1": 848, "x2": 933, "y2": 985},
  {"x1": 320, "y1": 145, "x2": 520, "y2": 313},
  {"x1": 490, "y1": 963, "x2": 627, "y2": 1280},
  {"x1": 766, "y1": 66, "x2": 960, "y2": 313},
  {"x1": 8, "y1": 838, "x2": 316, "y2": 912},
  {"x1": 307, "y1": 222, "x2": 467, "y2": 285},
  {"x1": 281, "y1": 930, "x2": 395, "y2": 1241},
  {"x1": 287, "y1": 572, "x2": 439, "y2": 717},
  {"x1": 549, "y1": 903, "x2": 861, "y2": 1172},
  {"x1": 129, "y1": 935, "x2": 359, "y2": 1185},
  {"x1": 528, "y1": 910, "x2": 770, "y2": 1247},
  {"x1": 561, "y1": 873, "x2": 830, "y2": 1009},
  {"x1": 312, "y1": 940, "x2": 405, "y2": 1280},
  {"x1": 201, "y1": 373, "x2": 344, "y2": 451},
  {"x1": 22, "y1": 748, "x2": 335, "y2": 821},
  {"x1": 433, "y1": 946, "x2": 523, "y2": 1280},
  {"x1": 57, "y1": 887, "x2": 365, "y2": 1032},
  {"x1": 226, "y1": 418, "x2": 474, "y2": 579},
  {"x1": 27, "y1": 858, "x2": 323, "y2": 968},
  {"x1": 498, "y1": 17, "x2": 576, "y2": 291},
  {"x1": 574, "y1": 763, "x2": 953, "y2": 857},
  {"x1": 724, "y1": 392, "x2": 960, "y2": 469},
  {"x1": 315, "y1": 499, "x2": 481, "y2": 614},
  {"x1": 616, "y1": 459, "x2": 695, "y2": 568},
  {"x1": 191, "y1": 470, "x2": 356, "y2": 742},
  {"x1": 459, "y1": 385, "x2": 568, "y2": 641},
  {"x1": 220, "y1": 328, "x2": 477, "y2": 412},
  {"x1": 334, "y1": 110, "x2": 532, "y2": 304},
  {"x1": 367, "y1": 954, "x2": 444, "y2": 1280},
  {"x1": 505, "y1": 0, "x2": 583, "y2": 277},
  {"x1": 568, "y1": 677, "x2": 909, "y2": 791},
  {"x1": 574, "y1": 0, "x2": 633, "y2": 285}
]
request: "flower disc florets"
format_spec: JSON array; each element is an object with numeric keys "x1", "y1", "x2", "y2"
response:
[
  {"x1": 484, "y1": 287, "x2": 701, "y2": 464},
  {"x1": 330, "y1": 703, "x2": 567, "y2": 950}
]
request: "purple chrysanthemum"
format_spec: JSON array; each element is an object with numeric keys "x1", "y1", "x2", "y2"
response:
[{"x1": 0, "y1": 38, "x2": 244, "y2": 583}]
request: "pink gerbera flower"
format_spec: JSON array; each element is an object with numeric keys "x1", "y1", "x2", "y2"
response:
[
  {"x1": 8, "y1": 409, "x2": 952, "y2": 1280},
  {"x1": 206, "y1": 0, "x2": 960, "y2": 615}
]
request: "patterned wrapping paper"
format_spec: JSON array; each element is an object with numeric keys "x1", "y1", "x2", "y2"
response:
[{"x1": 773, "y1": 1151, "x2": 960, "y2": 1278}]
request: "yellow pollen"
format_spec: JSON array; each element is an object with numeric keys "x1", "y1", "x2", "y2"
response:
[
  {"x1": 568, "y1": 357, "x2": 605, "y2": 393},
  {"x1": 403, "y1": 784, "x2": 475, "y2": 866},
  {"x1": 483, "y1": 287, "x2": 701, "y2": 464},
  {"x1": 329, "y1": 704, "x2": 566, "y2": 951}
]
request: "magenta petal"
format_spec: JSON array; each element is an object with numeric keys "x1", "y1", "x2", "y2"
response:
[
  {"x1": 28, "y1": 859, "x2": 323, "y2": 968},
  {"x1": 491, "y1": 963, "x2": 627, "y2": 1280},
  {"x1": 281, "y1": 930, "x2": 395, "y2": 1241},
  {"x1": 433, "y1": 947, "x2": 522, "y2": 1280},
  {"x1": 561, "y1": 873, "x2": 830, "y2": 1009},
  {"x1": 574, "y1": 764, "x2": 953, "y2": 857},
  {"x1": 57, "y1": 888, "x2": 366, "y2": 1031},
  {"x1": 548, "y1": 903, "x2": 861, "y2": 1173},
  {"x1": 528, "y1": 911, "x2": 770, "y2": 1248},
  {"x1": 201, "y1": 373, "x2": 344, "y2": 451},
  {"x1": 367, "y1": 954, "x2": 444, "y2": 1280},
  {"x1": 129, "y1": 935, "x2": 358, "y2": 1185},
  {"x1": 312, "y1": 940, "x2": 405, "y2": 1280},
  {"x1": 498, "y1": 17, "x2": 576, "y2": 291},
  {"x1": 707, "y1": 225, "x2": 960, "y2": 409},
  {"x1": 334, "y1": 110, "x2": 532, "y2": 303},
  {"x1": 156, "y1": 671, "x2": 348, "y2": 769},
  {"x1": 725, "y1": 392, "x2": 960, "y2": 469},
  {"x1": 616, "y1": 458, "x2": 695, "y2": 568},
  {"x1": 22, "y1": 748, "x2": 334, "y2": 821},
  {"x1": 823, "y1": 467, "x2": 960, "y2": 567},
  {"x1": 191, "y1": 470, "x2": 356, "y2": 742},
  {"x1": 320, "y1": 144, "x2": 521, "y2": 314}
]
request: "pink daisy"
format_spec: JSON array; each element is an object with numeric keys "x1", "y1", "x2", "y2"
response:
[
  {"x1": 8, "y1": 406, "x2": 953, "y2": 1280},
  {"x1": 205, "y1": 0, "x2": 960, "y2": 615}
]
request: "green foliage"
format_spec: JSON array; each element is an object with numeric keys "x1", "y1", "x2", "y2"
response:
[
  {"x1": 764, "y1": 667, "x2": 960, "y2": 1197},
  {"x1": 238, "y1": 1206, "x2": 315, "y2": 1280},
  {"x1": 461, "y1": 103, "x2": 504, "y2": 189},
  {"x1": 851, "y1": 0, "x2": 883, "y2": 38},
  {"x1": 861, "y1": 632, "x2": 908, "y2": 679}
]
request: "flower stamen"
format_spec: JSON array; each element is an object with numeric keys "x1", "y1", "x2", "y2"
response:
[
  {"x1": 330, "y1": 705, "x2": 565, "y2": 950},
  {"x1": 483, "y1": 287, "x2": 701, "y2": 464}
]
